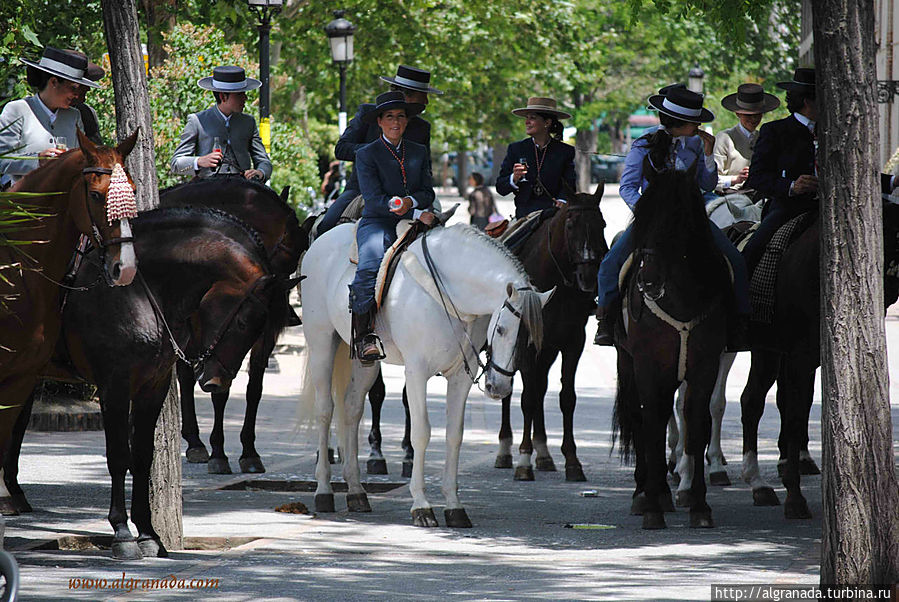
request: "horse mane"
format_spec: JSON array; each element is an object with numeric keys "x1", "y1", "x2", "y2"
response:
[
  {"x1": 630, "y1": 165, "x2": 727, "y2": 291},
  {"x1": 136, "y1": 205, "x2": 272, "y2": 273},
  {"x1": 445, "y1": 224, "x2": 529, "y2": 281}
]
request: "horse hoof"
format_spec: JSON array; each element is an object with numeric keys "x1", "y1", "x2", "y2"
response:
[
  {"x1": 401, "y1": 461, "x2": 413, "y2": 479},
  {"x1": 642, "y1": 511, "x2": 666, "y2": 530},
  {"x1": 799, "y1": 457, "x2": 820, "y2": 475},
  {"x1": 137, "y1": 536, "x2": 168, "y2": 558},
  {"x1": 535, "y1": 456, "x2": 556, "y2": 471},
  {"x1": 315, "y1": 493, "x2": 336, "y2": 513},
  {"x1": 111, "y1": 539, "x2": 143, "y2": 560},
  {"x1": 347, "y1": 492, "x2": 372, "y2": 512},
  {"x1": 690, "y1": 511, "x2": 714, "y2": 528},
  {"x1": 494, "y1": 454, "x2": 513, "y2": 469},
  {"x1": 513, "y1": 466, "x2": 535, "y2": 481},
  {"x1": 186, "y1": 446, "x2": 210, "y2": 463},
  {"x1": 444, "y1": 508, "x2": 473, "y2": 528},
  {"x1": 239, "y1": 456, "x2": 266, "y2": 474},
  {"x1": 207, "y1": 458, "x2": 232, "y2": 474},
  {"x1": 659, "y1": 493, "x2": 675, "y2": 513},
  {"x1": 784, "y1": 495, "x2": 812, "y2": 519},
  {"x1": 0, "y1": 497, "x2": 19, "y2": 516},
  {"x1": 752, "y1": 487, "x2": 780, "y2": 506},
  {"x1": 669, "y1": 471, "x2": 681, "y2": 486},
  {"x1": 709, "y1": 471, "x2": 731, "y2": 486},
  {"x1": 411, "y1": 507, "x2": 438, "y2": 527},
  {"x1": 675, "y1": 490, "x2": 693, "y2": 508},
  {"x1": 11, "y1": 493, "x2": 33, "y2": 514},
  {"x1": 630, "y1": 492, "x2": 647, "y2": 515},
  {"x1": 328, "y1": 448, "x2": 337, "y2": 465},
  {"x1": 367, "y1": 458, "x2": 388, "y2": 475},
  {"x1": 565, "y1": 465, "x2": 587, "y2": 482}
]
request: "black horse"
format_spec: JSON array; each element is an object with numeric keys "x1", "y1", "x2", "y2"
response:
[
  {"x1": 4, "y1": 207, "x2": 288, "y2": 559},
  {"x1": 494, "y1": 185, "x2": 608, "y2": 482},
  {"x1": 159, "y1": 177, "x2": 306, "y2": 474},
  {"x1": 737, "y1": 201, "x2": 899, "y2": 518},
  {"x1": 612, "y1": 162, "x2": 731, "y2": 529}
]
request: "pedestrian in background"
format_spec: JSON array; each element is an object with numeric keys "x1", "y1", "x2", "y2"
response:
[{"x1": 467, "y1": 172, "x2": 496, "y2": 230}]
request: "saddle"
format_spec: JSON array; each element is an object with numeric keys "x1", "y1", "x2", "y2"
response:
[{"x1": 493, "y1": 207, "x2": 558, "y2": 252}]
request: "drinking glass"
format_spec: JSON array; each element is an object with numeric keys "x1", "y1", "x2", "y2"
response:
[
  {"x1": 54, "y1": 136, "x2": 67, "y2": 151},
  {"x1": 212, "y1": 137, "x2": 223, "y2": 155},
  {"x1": 518, "y1": 157, "x2": 528, "y2": 182}
]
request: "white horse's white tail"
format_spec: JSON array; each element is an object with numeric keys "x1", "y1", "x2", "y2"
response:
[{"x1": 295, "y1": 341, "x2": 353, "y2": 445}]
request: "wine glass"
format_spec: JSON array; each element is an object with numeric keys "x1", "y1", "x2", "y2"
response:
[
  {"x1": 212, "y1": 137, "x2": 223, "y2": 155},
  {"x1": 518, "y1": 157, "x2": 528, "y2": 183},
  {"x1": 54, "y1": 136, "x2": 67, "y2": 151}
]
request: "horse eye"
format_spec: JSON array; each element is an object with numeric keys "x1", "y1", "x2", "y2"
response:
[
  {"x1": 90, "y1": 191, "x2": 104, "y2": 202},
  {"x1": 496, "y1": 325, "x2": 506, "y2": 336}
]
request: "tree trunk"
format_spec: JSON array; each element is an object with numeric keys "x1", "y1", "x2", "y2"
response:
[
  {"x1": 575, "y1": 127, "x2": 597, "y2": 193},
  {"x1": 139, "y1": 0, "x2": 176, "y2": 71},
  {"x1": 102, "y1": 0, "x2": 183, "y2": 552},
  {"x1": 456, "y1": 150, "x2": 468, "y2": 198},
  {"x1": 814, "y1": 0, "x2": 899, "y2": 584}
]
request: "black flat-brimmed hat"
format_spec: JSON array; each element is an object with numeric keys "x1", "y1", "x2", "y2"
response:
[
  {"x1": 380, "y1": 65, "x2": 443, "y2": 95},
  {"x1": 721, "y1": 83, "x2": 780, "y2": 114},
  {"x1": 647, "y1": 87, "x2": 714, "y2": 123},
  {"x1": 20, "y1": 47, "x2": 100, "y2": 89},
  {"x1": 511, "y1": 96, "x2": 571, "y2": 120},
  {"x1": 198, "y1": 65, "x2": 261, "y2": 92},
  {"x1": 776, "y1": 68, "x2": 815, "y2": 92},
  {"x1": 362, "y1": 91, "x2": 425, "y2": 124}
]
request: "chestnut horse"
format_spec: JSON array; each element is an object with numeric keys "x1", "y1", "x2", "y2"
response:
[
  {"x1": 0, "y1": 129, "x2": 138, "y2": 510},
  {"x1": 612, "y1": 163, "x2": 731, "y2": 529},
  {"x1": 159, "y1": 176, "x2": 306, "y2": 474}
]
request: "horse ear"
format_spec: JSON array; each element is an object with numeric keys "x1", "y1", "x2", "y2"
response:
[
  {"x1": 538, "y1": 287, "x2": 555, "y2": 308},
  {"x1": 506, "y1": 281, "x2": 515, "y2": 299},
  {"x1": 593, "y1": 181, "x2": 605, "y2": 204},
  {"x1": 115, "y1": 127, "x2": 141, "y2": 159},
  {"x1": 77, "y1": 129, "x2": 98, "y2": 164},
  {"x1": 280, "y1": 186, "x2": 291, "y2": 203},
  {"x1": 281, "y1": 275, "x2": 304, "y2": 290}
]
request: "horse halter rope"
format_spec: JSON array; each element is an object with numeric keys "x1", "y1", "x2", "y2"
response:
[
  {"x1": 546, "y1": 205, "x2": 603, "y2": 288},
  {"x1": 137, "y1": 271, "x2": 271, "y2": 379}
]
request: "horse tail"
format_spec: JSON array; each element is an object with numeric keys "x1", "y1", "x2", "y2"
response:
[
  {"x1": 611, "y1": 353, "x2": 638, "y2": 464},
  {"x1": 295, "y1": 348, "x2": 317, "y2": 436},
  {"x1": 331, "y1": 341, "x2": 352, "y2": 448}
]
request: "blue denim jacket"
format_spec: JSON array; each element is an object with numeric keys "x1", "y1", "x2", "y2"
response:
[{"x1": 618, "y1": 126, "x2": 717, "y2": 210}]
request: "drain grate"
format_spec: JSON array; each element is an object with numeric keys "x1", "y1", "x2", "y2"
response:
[{"x1": 219, "y1": 479, "x2": 405, "y2": 494}]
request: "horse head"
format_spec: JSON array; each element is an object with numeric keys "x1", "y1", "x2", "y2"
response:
[
  {"x1": 483, "y1": 282, "x2": 554, "y2": 399},
  {"x1": 74, "y1": 128, "x2": 140, "y2": 286},
  {"x1": 882, "y1": 200, "x2": 899, "y2": 308},
  {"x1": 557, "y1": 180, "x2": 608, "y2": 293}
]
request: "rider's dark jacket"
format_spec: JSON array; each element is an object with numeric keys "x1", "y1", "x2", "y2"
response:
[{"x1": 496, "y1": 137, "x2": 576, "y2": 218}]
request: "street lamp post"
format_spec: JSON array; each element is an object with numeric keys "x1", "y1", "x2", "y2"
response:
[
  {"x1": 325, "y1": 10, "x2": 356, "y2": 136},
  {"x1": 247, "y1": 0, "x2": 283, "y2": 154},
  {"x1": 688, "y1": 63, "x2": 705, "y2": 94}
]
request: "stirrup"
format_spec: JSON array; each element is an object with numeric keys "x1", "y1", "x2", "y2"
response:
[{"x1": 355, "y1": 333, "x2": 386, "y2": 363}]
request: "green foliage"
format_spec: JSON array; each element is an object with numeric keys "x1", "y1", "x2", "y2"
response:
[{"x1": 268, "y1": 119, "x2": 320, "y2": 213}]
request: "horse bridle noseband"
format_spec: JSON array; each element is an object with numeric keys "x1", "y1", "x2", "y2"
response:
[
  {"x1": 546, "y1": 205, "x2": 604, "y2": 288},
  {"x1": 485, "y1": 299, "x2": 525, "y2": 378}
]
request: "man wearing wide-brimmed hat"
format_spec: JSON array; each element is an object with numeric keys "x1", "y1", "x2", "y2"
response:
[
  {"x1": 0, "y1": 47, "x2": 98, "y2": 186},
  {"x1": 496, "y1": 96, "x2": 576, "y2": 219},
  {"x1": 714, "y1": 83, "x2": 780, "y2": 193},
  {"x1": 317, "y1": 65, "x2": 442, "y2": 236},
  {"x1": 170, "y1": 65, "x2": 272, "y2": 181}
]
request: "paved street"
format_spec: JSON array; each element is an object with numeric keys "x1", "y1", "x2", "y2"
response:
[{"x1": 5, "y1": 184, "x2": 899, "y2": 601}]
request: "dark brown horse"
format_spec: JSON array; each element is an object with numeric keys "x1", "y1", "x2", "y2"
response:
[
  {"x1": 738, "y1": 201, "x2": 899, "y2": 518},
  {"x1": 159, "y1": 176, "x2": 306, "y2": 474},
  {"x1": 7, "y1": 206, "x2": 285, "y2": 559},
  {"x1": 494, "y1": 185, "x2": 608, "y2": 482},
  {"x1": 0, "y1": 129, "x2": 138, "y2": 511},
  {"x1": 612, "y1": 163, "x2": 730, "y2": 529}
]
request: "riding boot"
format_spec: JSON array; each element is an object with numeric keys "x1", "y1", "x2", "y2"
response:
[
  {"x1": 726, "y1": 315, "x2": 750, "y2": 353},
  {"x1": 352, "y1": 309, "x2": 385, "y2": 363},
  {"x1": 593, "y1": 305, "x2": 616, "y2": 346}
]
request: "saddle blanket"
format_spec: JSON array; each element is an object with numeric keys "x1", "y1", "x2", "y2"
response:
[
  {"x1": 498, "y1": 206, "x2": 558, "y2": 252},
  {"x1": 749, "y1": 211, "x2": 814, "y2": 325}
]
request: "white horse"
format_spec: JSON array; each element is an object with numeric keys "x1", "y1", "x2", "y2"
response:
[{"x1": 299, "y1": 223, "x2": 552, "y2": 527}]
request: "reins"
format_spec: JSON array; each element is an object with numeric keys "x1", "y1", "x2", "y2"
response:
[{"x1": 545, "y1": 204, "x2": 604, "y2": 289}]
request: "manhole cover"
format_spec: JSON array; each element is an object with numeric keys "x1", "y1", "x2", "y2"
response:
[{"x1": 219, "y1": 479, "x2": 405, "y2": 494}]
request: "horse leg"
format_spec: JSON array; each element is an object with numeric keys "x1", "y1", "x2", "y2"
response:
[
  {"x1": 443, "y1": 372, "x2": 474, "y2": 528},
  {"x1": 405, "y1": 365, "x2": 437, "y2": 527},
  {"x1": 672, "y1": 383, "x2": 687, "y2": 488},
  {"x1": 775, "y1": 371, "x2": 820, "y2": 478},
  {"x1": 239, "y1": 335, "x2": 269, "y2": 474},
  {"x1": 342, "y1": 365, "x2": 380, "y2": 512},
  {"x1": 707, "y1": 352, "x2": 736, "y2": 486},
  {"x1": 635, "y1": 375, "x2": 674, "y2": 530},
  {"x1": 532, "y1": 349, "x2": 558, "y2": 473},
  {"x1": 178, "y1": 360, "x2": 208, "y2": 463},
  {"x1": 311, "y1": 336, "x2": 340, "y2": 513},
  {"x1": 2, "y1": 387, "x2": 36, "y2": 514},
  {"x1": 617, "y1": 350, "x2": 649, "y2": 515},
  {"x1": 683, "y1": 372, "x2": 717, "y2": 528},
  {"x1": 401, "y1": 386, "x2": 414, "y2": 478},
  {"x1": 98, "y1": 381, "x2": 142, "y2": 560},
  {"x1": 740, "y1": 350, "x2": 781, "y2": 506},
  {"x1": 494, "y1": 392, "x2": 514, "y2": 469},
  {"x1": 559, "y1": 341, "x2": 587, "y2": 481},
  {"x1": 129, "y1": 379, "x2": 170, "y2": 558},
  {"x1": 207, "y1": 391, "x2": 232, "y2": 474},
  {"x1": 780, "y1": 353, "x2": 815, "y2": 520},
  {"x1": 365, "y1": 368, "x2": 388, "y2": 475}
]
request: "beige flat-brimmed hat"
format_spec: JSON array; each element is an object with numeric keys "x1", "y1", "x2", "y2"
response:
[
  {"x1": 512, "y1": 97, "x2": 571, "y2": 120},
  {"x1": 721, "y1": 83, "x2": 780, "y2": 114}
]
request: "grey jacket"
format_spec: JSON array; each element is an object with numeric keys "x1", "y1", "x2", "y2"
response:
[
  {"x1": 170, "y1": 107, "x2": 272, "y2": 179},
  {"x1": 0, "y1": 96, "x2": 84, "y2": 183}
]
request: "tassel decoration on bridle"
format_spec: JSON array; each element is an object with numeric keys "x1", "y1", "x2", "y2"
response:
[{"x1": 106, "y1": 163, "x2": 138, "y2": 224}]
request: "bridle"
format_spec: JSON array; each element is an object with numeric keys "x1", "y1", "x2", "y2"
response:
[
  {"x1": 546, "y1": 204, "x2": 604, "y2": 288},
  {"x1": 484, "y1": 298, "x2": 525, "y2": 378},
  {"x1": 81, "y1": 166, "x2": 135, "y2": 250}
]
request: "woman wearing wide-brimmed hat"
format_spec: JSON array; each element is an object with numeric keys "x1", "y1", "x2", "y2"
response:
[
  {"x1": 593, "y1": 86, "x2": 750, "y2": 350},
  {"x1": 170, "y1": 65, "x2": 272, "y2": 181},
  {"x1": 714, "y1": 83, "x2": 780, "y2": 192},
  {"x1": 496, "y1": 97, "x2": 576, "y2": 219},
  {"x1": 349, "y1": 91, "x2": 435, "y2": 363},
  {"x1": 0, "y1": 47, "x2": 99, "y2": 186}
]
